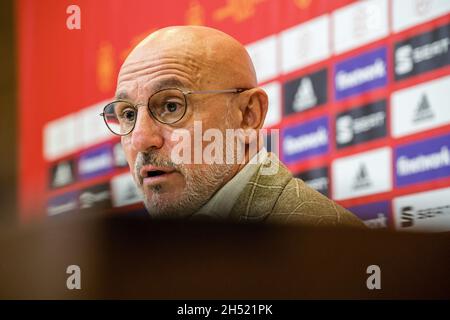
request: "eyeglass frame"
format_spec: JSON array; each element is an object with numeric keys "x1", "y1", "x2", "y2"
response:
[{"x1": 100, "y1": 87, "x2": 251, "y2": 136}]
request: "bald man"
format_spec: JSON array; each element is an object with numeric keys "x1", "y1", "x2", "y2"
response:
[{"x1": 101, "y1": 26, "x2": 364, "y2": 227}]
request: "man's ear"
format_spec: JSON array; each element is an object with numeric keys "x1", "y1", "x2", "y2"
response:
[
  {"x1": 239, "y1": 87, "x2": 268, "y2": 131},
  {"x1": 236, "y1": 87, "x2": 268, "y2": 146}
]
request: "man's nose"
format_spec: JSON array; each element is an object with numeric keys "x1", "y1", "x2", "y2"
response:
[{"x1": 130, "y1": 106, "x2": 164, "y2": 152}]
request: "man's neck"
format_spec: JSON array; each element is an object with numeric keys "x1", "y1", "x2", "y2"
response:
[
  {"x1": 223, "y1": 146, "x2": 265, "y2": 187},
  {"x1": 192, "y1": 147, "x2": 268, "y2": 219}
]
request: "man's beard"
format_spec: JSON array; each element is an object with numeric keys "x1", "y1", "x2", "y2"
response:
[{"x1": 134, "y1": 151, "x2": 234, "y2": 218}]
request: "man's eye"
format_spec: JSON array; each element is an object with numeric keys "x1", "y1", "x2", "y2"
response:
[
  {"x1": 164, "y1": 102, "x2": 180, "y2": 113},
  {"x1": 120, "y1": 108, "x2": 136, "y2": 121}
]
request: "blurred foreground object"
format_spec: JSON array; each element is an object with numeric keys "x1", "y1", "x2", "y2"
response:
[{"x1": 0, "y1": 210, "x2": 448, "y2": 299}]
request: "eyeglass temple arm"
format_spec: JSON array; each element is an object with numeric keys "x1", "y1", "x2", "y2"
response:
[
  {"x1": 184, "y1": 88, "x2": 249, "y2": 95},
  {"x1": 99, "y1": 88, "x2": 250, "y2": 117}
]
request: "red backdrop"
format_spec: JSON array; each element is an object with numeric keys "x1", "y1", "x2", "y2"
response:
[{"x1": 17, "y1": 0, "x2": 450, "y2": 231}]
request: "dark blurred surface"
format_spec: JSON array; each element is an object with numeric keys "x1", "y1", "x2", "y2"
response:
[
  {"x1": 0, "y1": 210, "x2": 449, "y2": 299},
  {"x1": 0, "y1": 0, "x2": 17, "y2": 225}
]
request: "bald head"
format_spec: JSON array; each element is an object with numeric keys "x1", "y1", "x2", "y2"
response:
[
  {"x1": 119, "y1": 26, "x2": 257, "y2": 92},
  {"x1": 117, "y1": 26, "x2": 269, "y2": 218}
]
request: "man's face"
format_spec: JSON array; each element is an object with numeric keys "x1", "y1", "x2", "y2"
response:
[{"x1": 117, "y1": 48, "x2": 239, "y2": 218}]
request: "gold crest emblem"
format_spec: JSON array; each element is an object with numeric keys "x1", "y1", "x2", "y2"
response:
[
  {"x1": 186, "y1": 0, "x2": 205, "y2": 25},
  {"x1": 97, "y1": 41, "x2": 115, "y2": 93},
  {"x1": 294, "y1": 0, "x2": 311, "y2": 10},
  {"x1": 213, "y1": 0, "x2": 266, "y2": 23}
]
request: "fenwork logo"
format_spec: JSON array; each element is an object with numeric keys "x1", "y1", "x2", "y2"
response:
[
  {"x1": 395, "y1": 133, "x2": 450, "y2": 187},
  {"x1": 282, "y1": 117, "x2": 329, "y2": 164},
  {"x1": 334, "y1": 46, "x2": 387, "y2": 100}
]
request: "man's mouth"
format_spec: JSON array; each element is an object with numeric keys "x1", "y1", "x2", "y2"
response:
[
  {"x1": 140, "y1": 165, "x2": 176, "y2": 186},
  {"x1": 147, "y1": 170, "x2": 167, "y2": 178}
]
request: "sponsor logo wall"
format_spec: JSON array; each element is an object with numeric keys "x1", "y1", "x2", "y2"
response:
[{"x1": 19, "y1": 0, "x2": 450, "y2": 231}]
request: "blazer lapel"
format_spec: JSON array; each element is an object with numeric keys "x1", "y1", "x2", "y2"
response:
[{"x1": 229, "y1": 153, "x2": 292, "y2": 222}]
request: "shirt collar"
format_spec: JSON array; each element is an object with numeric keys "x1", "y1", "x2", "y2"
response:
[{"x1": 193, "y1": 148, "x2": 268, "y2": 219}]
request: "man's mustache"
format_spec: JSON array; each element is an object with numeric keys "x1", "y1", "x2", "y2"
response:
[{"x1": 134, "y1": 152, "x2": 179, "y2": 184}]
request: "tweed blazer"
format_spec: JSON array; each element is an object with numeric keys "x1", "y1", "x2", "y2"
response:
[{"x1": 229, "y1": 153, "x2": 365, "y2": 228}]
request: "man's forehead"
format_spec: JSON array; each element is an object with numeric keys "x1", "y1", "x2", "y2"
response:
[
  {"x1": 115, "y1": 26, "x2": 257, "y2": 101},
  {"x1": 115, "y1": 77, "x2": 190, "y2": 101}
]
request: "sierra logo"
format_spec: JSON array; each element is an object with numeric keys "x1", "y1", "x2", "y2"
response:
[
  {"x1": 399, "y1": 203, "x2": 450, "y2": 230},
  {"x1": 400, "y1": 206, "x2": 415, "y2": 228},
  {"x1": 394, "y1": 23, "x2": 450, "y2": 81},
  {"x1": 296, "y1": 166, "x2": 329, "y2": 196},
  {"x1": 79, "y1": 183, "x2": 111, "y2": 209},
  {"x1": 394, "y1": 186, "x2": 450, "y2": 232},
  {"x1": 335, "y1": 100, "x2": 387, "y2": 149}
]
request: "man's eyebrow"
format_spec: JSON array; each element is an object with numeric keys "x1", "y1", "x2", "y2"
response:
[
  {"x1": 115, "y1": 78, "x2": 189, "y2": 101},
  {"x1": 115, "y1": 91, "x2": 129, "y2": 100},
  {"x1": 152, "y1": 78, "x2": 187, "y2": 91}
]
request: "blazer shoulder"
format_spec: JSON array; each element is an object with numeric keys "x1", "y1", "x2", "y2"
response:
[
  {"x1": 266, "y1": 177, "x2": 366, "y2": 228},
  {"x1": 230, "y1": 152, "x2": 365, "y2": 228}
]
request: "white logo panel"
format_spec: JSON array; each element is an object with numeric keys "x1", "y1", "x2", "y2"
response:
[
  {"x1": 391, "y1": 75, "x2": 450, "y2": 138},
  {"x1": 246, "y1": 35, "x2": 279, "y2": 83},
  {"x1": 392, "y1": 0, "x2": 450, "y2": 33},
  {"x1": 262, "y1": 81, "x2": 281, "y2": 128},
  {"x1": 43, "y1": 99, "x2": 113, "y2": 161},
  {"x1": 332, "y1": 0, "x2": 389, "y2": 55},
  {"x1": 332, "y1": 147, "x2": 392, "y2": 200},
  {"x1": 111, "y1": 172, "x2": 143, "y2": 207},
  {"x1": 43, "y1": 114, "x2": 79, "y2": 161},
  {"x1": 393, "y1": 186, "x2": 450, "y2": 232},
  {"x1": 77, "y1": 100, "x2": 111, "y2": 148},
  {"x1": 280, "y1": 15, "x2": 330, "y2": 74}
]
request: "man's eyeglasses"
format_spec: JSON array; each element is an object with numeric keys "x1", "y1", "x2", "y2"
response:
[{"x1": 100, "y1": 87, "x2": 249, "y2": 136}]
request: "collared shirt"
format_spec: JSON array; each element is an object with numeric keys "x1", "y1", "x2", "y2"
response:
[{"x1": 193, "y1": 148, "x2": 268, "y2": 219}]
